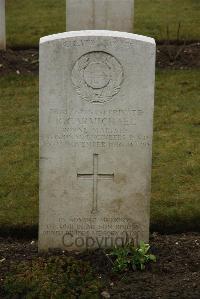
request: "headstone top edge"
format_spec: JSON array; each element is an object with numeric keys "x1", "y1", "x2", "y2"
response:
[{"x1": 40, "y1": 30, "x2": 155, "y2": 45}]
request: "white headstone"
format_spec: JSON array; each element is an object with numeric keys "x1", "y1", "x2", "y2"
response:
[
  {"x1": 0, "y1": 0, "x2": 6, "y2": 50},
  {"x1": 67, "y1": 0, "x2": 134, "y2": 32},
  {"x1": 39, "y1": 31, "x2": 155, "y2": 251}
]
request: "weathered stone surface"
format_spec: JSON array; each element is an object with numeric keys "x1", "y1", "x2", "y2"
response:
[
  {"x1": 67, "y1": 0, "x2": 134, "y2": 32},
  {"x1": 0, "y1": 0, "x2": 6, "y2": 50},
  {"x1": 39, "y1": 31, "x2": 155, "y2": 251}
]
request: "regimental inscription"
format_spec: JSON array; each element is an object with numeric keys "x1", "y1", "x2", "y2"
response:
[
  {"x1": 77, "y1": 154, "x2": 114, "y2": 214},
  {"x1": 42, "y1": 108, "x2": 150, "y2": 148},
  {"x1": 63, "y1": 39, "x2": 137, "y2": 50},
  {"x1": 72, "y1": 51, "x2": 124, "y2": 103}
]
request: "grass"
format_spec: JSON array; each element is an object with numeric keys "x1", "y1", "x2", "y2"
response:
[
  {"x1": 135, "y1": 0, "x2": 200, "y2": 41},
  {"x1": 0, "y1": 70, "x2": 199, "y2": 233},
  {"x1": 152, "y1": 69, "x2": 200, "y2": 232},
  {"x1": 0, "y1": 75, "x2": 38, "y2": 229},
  {"x1": 6, "y1": 0, "x2": 66, "y2": 48},
  {"x1": 5, "y1": 0, "x2": 200, "y2": 48}
]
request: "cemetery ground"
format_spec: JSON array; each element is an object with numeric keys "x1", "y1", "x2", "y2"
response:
[
  {"x1": 0, "y1": 68, "x2": 200, "y2": 298},
  {"x1": 0, "y1": 1, "x2": 200, "y2": 298},
  {"x1": 0, "y1": 233, "x2": 200, "y2": 299}
]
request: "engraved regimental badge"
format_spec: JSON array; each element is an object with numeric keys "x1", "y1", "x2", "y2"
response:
[{"x1": 72, "y1": 51, "x2": 124, "y2": 103}]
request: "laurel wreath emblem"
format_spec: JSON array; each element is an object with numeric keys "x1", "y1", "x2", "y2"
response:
[{"x1": 71, "y1": 51, "x2": 124, "y2": 103}]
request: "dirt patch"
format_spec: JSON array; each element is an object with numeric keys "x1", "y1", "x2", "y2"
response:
[
  {"x1": 0, "y1": 49, "x2": 39, "y2": 75},
  {"x1": 157, "y1": 42, "x2": 200, "y2": 69},
  {"x1": 0, "y1": 233, "x2": 199, "y2": 298},
  {"x1": 0, "y1": 42, "x2": 199, "y2": 76}
]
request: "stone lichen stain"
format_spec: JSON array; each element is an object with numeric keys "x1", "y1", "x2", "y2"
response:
[
  {"x1": 133, "y1": 193, "x2": 148, "y2": 209},
  {"x1": 114, "y1": 174, "x2": 127, "y2": 185},
  {"x1": 123, "y1": 193, "x2": 147, "y2": 213},
  {"x1": 110, "y1": 198, "x2": 124, "y2": 211}
]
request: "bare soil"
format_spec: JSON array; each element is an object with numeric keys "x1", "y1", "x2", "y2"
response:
[
  {"x1": 0, "y1": 233, "x2": 200, "y2": 299},
  {"x1": 0, "y1": 42, "x2": 199, "y2": 75}
]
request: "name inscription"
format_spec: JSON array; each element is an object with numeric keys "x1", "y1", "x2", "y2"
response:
[{"x1": 41, "y1": 108, "x2": 150, "y2": 148}]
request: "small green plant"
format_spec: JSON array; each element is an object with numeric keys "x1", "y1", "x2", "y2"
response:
[{"x1": 109, "y1": 242, "x2": 156, "y2": 272}]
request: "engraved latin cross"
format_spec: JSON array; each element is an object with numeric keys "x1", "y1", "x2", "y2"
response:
[{"x1": 77, "y1": 154, "x2": 114, "y2": 214}]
